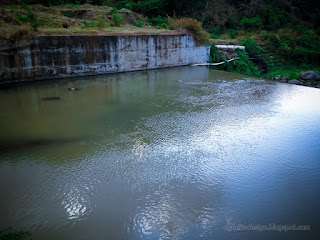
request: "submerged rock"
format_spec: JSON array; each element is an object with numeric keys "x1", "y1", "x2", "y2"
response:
[
  {"x1": 288, "y1": 79, "x2": 303, "y2": 85},
  {"x1": 68, "y1": 87, "x2": 80, "y2": 91},
  {"x1": 300, "y1": 71, "x2": 319, "y2": 81}
]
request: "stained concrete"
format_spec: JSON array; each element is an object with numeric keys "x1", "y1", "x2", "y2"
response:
[{"x1": 0, "y1": 34, "x2": 210, "y2": 84}]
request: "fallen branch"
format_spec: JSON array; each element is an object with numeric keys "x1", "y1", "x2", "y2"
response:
[{"x1": 192, "y1": 57, "x2": 239, "y2": 66}]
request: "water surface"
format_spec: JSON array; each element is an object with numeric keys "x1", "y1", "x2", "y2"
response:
[{"x1": 0, "y1": 67, "x2": 319, "y2": 239}]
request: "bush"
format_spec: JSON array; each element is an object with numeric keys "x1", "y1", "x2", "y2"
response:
[
  {"x1": 16, "y1": 5, "x2": 38, "y2": 30},
  {"x1": 240, "y1": 16, "x2": 262, "y2": 31},
  {"x1": 82, "y1": 20, "x2": 95, "y2": 27},
  {"x1": 95, "y1": 16, "x2": 109, "y2": 29},
  {"x1": 227, "y1": 29, "x2": 238, "y2": 39},
  {"x1": 114, "y1": 0, "x2": 166, "y2": 18},
  {"x1": 110, "y1": 8, "x2": 117, "y2": 14},
  {"x1": 172, "y1": 18, "x2": 209, "y2": 44},
  {"x1": 210, "y1": 33, "x2": 221, "y2": 39},
  {"x1": 232, "y1": 50, "x2": 260, "y2": 77},
  {"x1": 136, "y1": 20, "x2": 144, "y2": 28},
  {"x1": 209, "y1": 44, "x2": 223, "y2": 63},
  {"x1": 266, "y1": 29, "x2": 320, "y2": 64},
  {"x1": 240, "y1": 38, "x2": 264, "y2": 55},
  {"x1": 63, "y1": 12, "x2": 72, "y2": 18},
  {"x1": 147, "y1": 15, "x2": 167, "y2": 28},
  {"x1": 112, "y1": 13, "x2": 123, "y2": 27}
]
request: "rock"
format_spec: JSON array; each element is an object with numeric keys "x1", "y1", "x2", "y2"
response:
[
  {"x1": 274, "y1": 75, "x2": 281, "y2": 81},
  {"x1": 300, "y1": 71, "x2": 319, "y2": 81},
  {"x1": 315, "y1": 83, "x2": 320, "y2": 88},
  {"x1": 283, "y1": 77, "x2": 290, "y2": 82},
  {"x1": 68, "y1": 87, "x2": 79, "y2": 91},
  {"x1": 288, "y1": 79, "x2": 303, "y2": 85}
]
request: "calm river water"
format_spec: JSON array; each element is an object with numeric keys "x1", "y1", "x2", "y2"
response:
[{"x1": 0, "y1": 67, "x2": 319, "y2": 240}]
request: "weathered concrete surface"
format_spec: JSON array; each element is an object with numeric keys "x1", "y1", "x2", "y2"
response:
[{"x1": 0, "y1": 34, "x2": 210, "y2": 84}]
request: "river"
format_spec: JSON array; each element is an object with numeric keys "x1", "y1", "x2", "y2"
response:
[{"x1": 0, "y1": 66, "x2": 319, "y2": 239}]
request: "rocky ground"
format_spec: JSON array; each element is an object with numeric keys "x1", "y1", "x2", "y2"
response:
[{"x1": 274, "y1": 71, "x2": 320, "y2": 88}]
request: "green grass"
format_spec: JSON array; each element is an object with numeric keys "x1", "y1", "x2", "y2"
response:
[{"x1": 263, "y1": 65, "x2": 320, "y2": 80}]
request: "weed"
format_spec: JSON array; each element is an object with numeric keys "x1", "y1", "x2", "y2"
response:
[
  {"x1": 171, "y1": 18, "x2": 209, "y2": 44},
  {"x1": 136, "y1": 20, "x2": 143, "y2": 28},
  {"x1": 95, "y1": 16, "x2": 109, "y2": 29},
  {"x1": 147, "y1": 15, "x2": 167, "y2": 29},
  {"x1": 112, "y1": 13, "x2": 123, "y2": 27},
  {"x1": 110, "y1": 8, "x2": 117, "y2": 14},
  {"x1": 240, "y1": 16, "x2": 262, "y2": 31},
  {"x1": 15, "y1": 4, "x2": 38, "y2": 30},
  {"x1": 210, "y1": 34, "x2": 221, "y2": 39},
  {"x1": 227, "y1": 29, "x2": 238, "y2": 39},
  {"x1": 82, "y1": 20, "x2": 95, "y2": 27},
  {"x1": 63, "y1": 12, "x2": 72, "y2": 18}
]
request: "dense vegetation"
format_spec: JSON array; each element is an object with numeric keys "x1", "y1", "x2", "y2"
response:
[{"x1": 1, "y1": 0, "x2": 319, "y2": 79}]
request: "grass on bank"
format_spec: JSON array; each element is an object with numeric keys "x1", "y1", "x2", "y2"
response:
[{"x1": 0, "y1": 3, "x2": 210, "y2": 45}]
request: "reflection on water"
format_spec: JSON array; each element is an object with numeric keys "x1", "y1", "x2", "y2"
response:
[{"x1": 0, "y1": 67, "x2": 319, "y2": 240}]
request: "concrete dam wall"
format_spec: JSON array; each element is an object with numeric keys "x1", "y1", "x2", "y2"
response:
[{"x1": 0, "y1": 34, "x2": 210, "y2": 84}]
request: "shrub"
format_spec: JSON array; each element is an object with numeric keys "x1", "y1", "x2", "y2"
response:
[
  {"x1": 136, "y1": 20, "x2": 144, "y2": 28},
  {"x1": 172, "y1": 18, "x2": 209, "y2": 44},
  {"x1": 210, "y1": 34, "x2": 221, "y2": 39},
  {"x1": 227, "y1": 29, "x2": 238, "y2": 39},
  {"x1": 112, "y1": 13, "x2": 123, "y2": 27},
  {"x1": 240, "y1": 16, "x2": 262, "y2": 31},
  {"x1": 240, "y1": 38, "x2": 264, "y2": 55},
  {"x1": 232, "y1": 50, "x2": 260, "y2": 76},
  {"x1": 147, "y1": 15, "x2": 167, "y2": 29},
  {"x1": 95, "y1": 16, "x2": 109, "y2": 29},
  {"x1": 114, "y1": 0, "x2": 165, "y2": 18},
  {"x1": 110, "y1": 8, "x2": 117, "y2": 14},
  {"x1": 82, "y1": 20, "x2": 95, "y2": 27},
  {"x1": 209, "y1": 44, "x2": 223, "y2": 63},
  {"x1": 63, "y1": 12, "x2": 72, "y2": 18},
  {"x1": 16, "y1": 5, "x2": 38, "y2": 30}
]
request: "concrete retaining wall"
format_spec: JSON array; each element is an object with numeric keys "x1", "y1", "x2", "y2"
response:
[{"x1": 0, "y1": 34, "x2": 210, "y2": 84}]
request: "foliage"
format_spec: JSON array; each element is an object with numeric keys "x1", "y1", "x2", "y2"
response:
[
  {"x1": 263, "y1": 64, "x2": 320, "y2": 80},
  {"x1": 82, "y1": 19, "x2": 95, "y2": 27},
  {"x1": 240, "y1": 38, "x2": 264, "y2": 55},
  {"x1": 209, "y1": 43, "x2": 223, "y2": 63},
  {"x1": 110, "y1": 8, "x2": 117, "y2": 14},
  {"x1": 209, "y1": 48, "x2": 260, "y2": 77},
  {"x1": 112, "y1": 13, "x2": 123, "y2": 26},
  {"x1": 136, "y1": 20, "x2": 143, "y2": 28},
  {"x1": 147, "y1": 15, "x2": 167, "y2": 28},
  {"x1": 114, "y1": 0, "x2": 167, "y2": 18},
  {"x1": 210, "y1": 34, "x2": 221, "y2": 39},
  {"x1": 171, "y1": 18, "x2": 209, "y2": 44},
  {"x1": 95, "y1": 16, "x2": 109, "y2": 29},
  {"x1": 266, "y1": 28, "x2": 320, "y2": 64},
  {"x1": 227, "y1": 29, "x2": 238, "y2": 39},
  {"x1": 240, "y1": 16, "x2": 262, "y2": 31},
  {"x1": 15, "y1": 4, "x2": 38, "y2": 30},
  {"x1": 63, "y1": 12, "x2": 72, "y2": 17},
  {"x1": 0, "y1": 227, "x2": 32, "y2": 240},
  {"x1": 231, "y1": 49, "x2": 260, "y2": 76}
]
